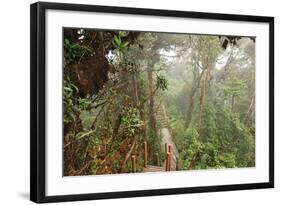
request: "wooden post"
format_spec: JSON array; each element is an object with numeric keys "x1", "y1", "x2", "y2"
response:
[
  {"x1": 168, "y1": 153, "x2": 171, "y2": 171},
  {"x1": 165, "y1": 152, "x2": 170, "y2": 171},
  {"x1": 168, "y1": 145, "x2": 172, "y2": 171},
  {"x1": 131, "y1": 155, "x2": 136, "y2": 173},
  {"x1": 168, "y1": 145, "x2": 172, "y2": 154},
  {"x1": 143, "y1": 141, "x2": 148, "y2": 168},
  {"x1": 168, "y1": 145, "x2": 173, "y2": 160}
]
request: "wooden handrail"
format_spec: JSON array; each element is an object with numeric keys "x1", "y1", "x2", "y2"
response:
[
  {"x1": 168, "y1": 145, "x2": 172, "y2": 154},
  {"x1": 165, "y1": 144, "x2": 172, "y2": 171},
  {"x1": 143, "y1": 141, "x2": 148, "y2": 168},
  {"x1": 131, "y1": 155, "x2": 136, "y2": 173},
  {"x1": 165, "y1": 151, "x2": 171, "y2": 171},
  {"x1": 167, "y1": 152, "x2": 171, "y2": 171}
]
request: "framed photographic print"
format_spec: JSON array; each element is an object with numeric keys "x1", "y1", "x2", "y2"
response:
[{"x1": 30, "y1": 2, "x2": 274, "y2": 203}]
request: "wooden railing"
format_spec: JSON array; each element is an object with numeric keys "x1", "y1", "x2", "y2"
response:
[
  {"x1": 129, "y1": 141, "x2": 173, "y2": 173},
  {"x1": 165, "y1": 143, "x2": 172, "y2": 171},
  {"x1": 131, "y1": 155, "x2": 136, "y2": 173},
  {"x1": 143, "y1": 141, "x2": 148, "y2": 168}
]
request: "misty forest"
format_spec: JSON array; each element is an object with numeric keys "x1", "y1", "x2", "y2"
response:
[{"x1": 63, "y1": 29, "x2": 255, "y2": 176}]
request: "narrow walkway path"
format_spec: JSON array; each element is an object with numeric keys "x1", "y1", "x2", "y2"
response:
[
  {"x1": 155, "y1": 103, "x2": 179, "y2": 171},
  {"x1": 143, "y1": 165, "x2": 165, "y2": 172},
  {"x1": 161, "y1": 128, "x2": 178, "y2": 171}
]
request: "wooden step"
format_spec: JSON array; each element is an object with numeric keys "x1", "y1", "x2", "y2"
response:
[{"x1": 143, "y1": 165, "x2": 165, "y2": 172}]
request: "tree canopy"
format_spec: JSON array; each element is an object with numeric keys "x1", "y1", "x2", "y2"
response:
[{"x1": 63, "y1": 28, "x2": 255, "y2": 176}]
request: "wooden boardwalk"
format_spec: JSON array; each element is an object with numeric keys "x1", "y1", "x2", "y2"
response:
[
  {"x1": 143, "y1": 165, "x2": 165, "y2": 172},
  {"x1": 130, "y1": 102, "x2": 178, "y2": 173},
  {"x1": 156, "y1": 103, "x2": 179, "y2": 171}
]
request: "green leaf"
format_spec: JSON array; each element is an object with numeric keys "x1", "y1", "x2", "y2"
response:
[
  {"x1": 71, "y1": 84, "x2": 79, "y2": 92},
  {"x1": 122, "y1": 41, "x2": 129, "y2": 48},
  {"x1": 64, "y1": 38, "x2": 70, "y2": 45},
  {"x1": 64, "y1": 86, "x2": 73, "y2": 92},
  {"x1": 112, "y1": 40, "x2": 118, "y2": 49},
  {"x1": 114, "y1": 35, "x2": 121, "y2": 46}
]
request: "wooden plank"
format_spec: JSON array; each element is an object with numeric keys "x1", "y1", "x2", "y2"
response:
[
  {"x1": 143, "y1": 165, "x2": 165, "y2": 172},
  {"x1": 165, "y1": 152, "x2": 171, "y2": 171},
  {"x1": 143, "y1": 141, "x2": 148, "y2": 168},
  {"x1": 131, "y1": 155, "x2": 136, "y2": 173}
]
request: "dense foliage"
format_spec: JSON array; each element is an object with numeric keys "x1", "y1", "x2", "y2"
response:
[{"x1": 63, "y1": 29, "x2": 255, "y2": 176}]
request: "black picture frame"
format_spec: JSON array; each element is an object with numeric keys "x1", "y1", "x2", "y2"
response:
[{"x1": 30, "y1": 2, "x2": 274, "y2": 203}]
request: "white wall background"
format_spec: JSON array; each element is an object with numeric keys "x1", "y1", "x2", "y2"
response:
[{"x1": 0, "y1": 0, "x2": 279, "y2": 204}]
